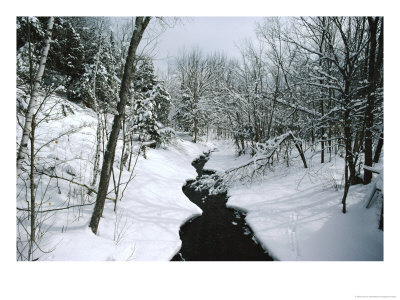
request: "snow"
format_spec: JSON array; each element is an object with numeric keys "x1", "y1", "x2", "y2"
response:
[
  {"x1": 204, "y1": 139, "x2": 383, "y2": 261},
  {"x1": 16, "y1": 91, "x2": 383, "y2": 261},
  {"x1": 203, "y1": 141, "x2": 249, "y2": 172},
  {"x1": 16, "y1": 91, "x2": 210, "y2": 261},
  {"x1": 42, "y1": 136, "x2": 208, "y2": 261}
]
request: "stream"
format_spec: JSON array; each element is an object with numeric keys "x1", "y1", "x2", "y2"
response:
[{"x1": 171, "y1": 152, "x2": 274, "y2": 261}]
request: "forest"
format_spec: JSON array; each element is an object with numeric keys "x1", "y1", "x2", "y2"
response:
[{"x1": 16, "y1": 16, "x2": 383, "y2": 263}]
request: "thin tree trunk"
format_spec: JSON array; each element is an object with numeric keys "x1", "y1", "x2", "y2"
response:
[
  {"x1": 319, "y1": 23, "x2": 326, "y2": 164},
  {"x1": 343, "y1": 79, "x2": 357, "y2": 184},
  {"x1": 27, "y1": 17, "x2": 34, "y2": 95},
  {"x1": 267, "y1": 74, "x2": 279, "y2": 140},
  {"x1": 193, "y1": 117, "x2": 197, "y2": 143},
  {"x1": 379, "y1": 196, "x2": 383, "y2": 230},
  {"x1": 375, "y1": 18, "x2": 384, "y2": 89},
  {"x1": 17, "y1": 17, "x2": 54, "y2": 176},
  {"x1": 320, "y1": 124, "x2": 325, "y2": 163},
  {"x1": 288, "y1": 132, "x2": 308, "y2": 168},
  {"x1": 114, "y1": 115, "x2": 127, "y2": 212},
  {"x1": 374, "y1": 131, "x2": 383, "y2": 163},
  {"x1": 91, "y1": 20, "x2": 105, "y2": 186},
  {"x1": 328, "y1": 89, "x2": 333, "y2": 162},
  {"x1": 342, "y1": 158, "x2": 349, "y2": 214},
  {"x1": 127, "y1": 134, "x2": 134, "y2": 171},
  {"x1": 92, "y1": 124, "x2": 102, "y2": 186},
  {"x1": 28, "y1": 119, "x2": 36, "y2": 261},
  {"x1": 364, "y1": 17, "x2": 379, "y2": 184},
  {"x1": 89, "y1": 17, "x2": 151, "y2": 235},
  {"x1": 294, "y1": 142, "x2": 308, "y2": 169}
]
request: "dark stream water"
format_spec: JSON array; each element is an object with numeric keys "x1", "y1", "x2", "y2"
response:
[{"x1": 171, "y1": 153, "x2": 274, "y2": 261}]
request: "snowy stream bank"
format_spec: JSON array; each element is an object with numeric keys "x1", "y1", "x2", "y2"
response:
[{"x1": 204, "y1": 140, "x2": 383, "y2": 261}]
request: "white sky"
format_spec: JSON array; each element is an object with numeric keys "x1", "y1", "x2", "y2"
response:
[{"x1": 151, "y1": 17, "x2": 264, "y2": 74}]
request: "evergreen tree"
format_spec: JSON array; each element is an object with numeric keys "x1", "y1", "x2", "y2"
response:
[
  {"x1": 152, "y1": 82, "x2": 171, "y2": 126},
  {"x1": 134, "y1": 58, "x2": 157, "y2": 92},
  {"x1": 78, "y1": 33, "x2": 116, "y2": 108},
  {"x1": 17, "y1": 17, "x2": 47, "y2": 87},
  {"x1": 131, "y1": 58, "x2": 172, "y2": 146},
  {"x1": 172, "y1": 90, "x2": 192, "y2": 133},
  {"x1": 132, "y1": 91, "x2": 158, "y2": 144},
  {"x1": 45, "y1": 18, "x2": 85, "y2": 88},
  {"x1": 17, "y1": 17, "x2": 45, "y2": 52}
]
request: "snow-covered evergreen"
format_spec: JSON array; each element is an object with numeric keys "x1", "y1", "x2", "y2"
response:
[{"x1": 131, "y1": 58, "x2": 172, "y2": 146}]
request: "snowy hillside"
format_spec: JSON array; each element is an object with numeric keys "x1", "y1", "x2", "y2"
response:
[{"x1": 16, "y1": 91, "x2": 210, "y2": 261}]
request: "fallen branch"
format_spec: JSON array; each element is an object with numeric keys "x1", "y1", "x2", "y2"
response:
[
  {"x1": 196, "y1": 132, "x2": 308, "y2": 195},
  {"x1": 363, "y1": 165, "x2": 382, "y2": 174},
  {"x1": 225, "y1": 131, "x2": 307, "y2": 174}
]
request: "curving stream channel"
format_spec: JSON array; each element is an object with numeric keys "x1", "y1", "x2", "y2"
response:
[{"x1": 172, "y1": 152, "x2": 274, "y2": 261}]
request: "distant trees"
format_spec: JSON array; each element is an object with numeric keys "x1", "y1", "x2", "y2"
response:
[
  {"x1": 173, "y1": 48, "x2": 218, "y2": 142},
  {"x1": 168, "y1": 16, "x2": 383, "y2": 214}
]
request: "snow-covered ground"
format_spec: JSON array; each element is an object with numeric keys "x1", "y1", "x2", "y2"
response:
[
  {"x1": 16, "y1": 91, "x2": 383, "y2": 261},
  {"x1": 16, "y1": 92, "x2": 210, "y2": 261},
  {"x1": 42, "y1": 138, "x2": 209, "y2": 261},
  {"x1": 204, "y1": 140, "x2": 383, "y2": 261}
]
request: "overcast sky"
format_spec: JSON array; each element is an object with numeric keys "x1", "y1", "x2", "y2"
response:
[{"x1": 150, "y1": 17, "x2": 264, "y2": 74}]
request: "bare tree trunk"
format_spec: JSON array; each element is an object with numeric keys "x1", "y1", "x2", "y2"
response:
[
  {"x1": 114, "y1": 115, "x2": 127, "y2": 212},
  {"x1": 28, "y1": 119, "x2": 36, "y2": 261},
  {"x1": 91, "y1": 20, "x2": 105, "y2": 187},
  {"x1": 320, "y1": 121, "x2": 325, "y2": 163},
  {"x1": 89, "y1": 17, "x2": 151, "y2": 235},
  {"x1": 127, "y1": 134, "x2": 134, "y2": 171},
  {"x1": 319, "y1": 21, "x2": 326, "y2": 164},
  {"x1": 309, "y1": 98, "x2": 315, "y2": 151},
  {"x1": 379, "y1": 196, "x2": 383, "y2": 230},
  {"x1": 92, "y1": 124, "x2": 102, "y2": 186},
  {"x1": 328, "y1": 91, "x2": 333, "y2": 162},
  {"x1": 364, "y1": 17, "x2": 379, "y2": 184},
  {"x1": 374, "y1": 131, "x2": 383, "y2": 163},
  {"x1": 267, "y1": 82, "x2": 278, "y2": 140},
  {"x1": 343, "y1": 78, "x2": 357, "y2": 184},
  {"x1": 342, "y1": 158, "x2": 349, "y2": 214},
  {"x1": 375, "y1": 18, "x2": 384, "y2": 89},
  {"x1": 288, "y1": 132, "x2": 308, "y2": 168},
  {"x1": 193, "y1": 116, "x2": 197, "y2": 143},
  {"x1": 342, "y1": 83, "x2": 356, "y2": 212},
  {"x1": 27, "y1": 17, "x2": 34, "y2": 95},
  {"x1": 294, "y1": 142, "x2": 308, "y2": 169},
  {"x1": 17, "y1": 17, "x2": 54, "y2": 176}
]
